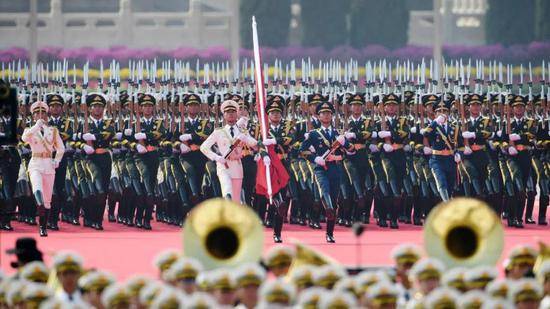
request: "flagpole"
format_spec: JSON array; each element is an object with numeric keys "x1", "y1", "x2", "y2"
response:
[{"x1": 252, "y1": 16, "x2": 273, "y2": 203}]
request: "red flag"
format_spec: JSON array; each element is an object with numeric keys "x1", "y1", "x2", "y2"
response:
[{"x1": 251, "y1": 16, "x2": 289, "y2": 197}]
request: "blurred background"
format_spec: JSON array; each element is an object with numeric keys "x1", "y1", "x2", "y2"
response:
[{"x1": 0, "y1": 0, "x2": 548, "y2": 67}]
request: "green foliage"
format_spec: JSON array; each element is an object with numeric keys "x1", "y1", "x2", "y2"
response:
[
  {"x1": 486, "y1": 0, "x2": 535, "y2": 45},
  {"x1": 300, "y1": 0, "x2": 351, "y2": 49}
]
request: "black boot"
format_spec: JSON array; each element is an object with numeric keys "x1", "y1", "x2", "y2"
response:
[
  {"x1": 514, "y1": 194, "x2": 525, "y2": 228},
  {"x1": 538, "y1": 195, "x2": 548, "y2": 225},
  {"x1": 38, "y1": 205, "x2": 48, "y2": 237},
  {"x1": 525, "y1": 191, "x2": 536, "y2": 224}
]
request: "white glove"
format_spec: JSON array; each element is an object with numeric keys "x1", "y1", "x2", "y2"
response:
[
  {"x1": 65, "y1": 142, "x2": 73, "y2": 152},
  {"x1": 371, "y1": 131, "x2": 378, "y2": 139},
  {"x1": 423, "y1": 147, "x2": 433, "y2": 155},
  {"x1": 314, "y1": 156, "x2": 325, "y2": 166},
  {"x1": 237, "y1": 133, "x2": 249, "y2": 143},
  {"x1": 454, "y1": 153, "x2": 461, "y2": 163},
  {"x1": 35, "y1": 119, "x2": 45, "y2": 128},
  {"x1": 263, "y1": 138, "x2": 277, "y2": 146},
  {"x1": 344, "y1": 132, "x2": 356, "y2": 139},
  {"x1": 463, "y1": 146, "x2": 472, "y2": 155},
  {"x1": 404, "y1": 144, "x2": 412, "y2": 152},
  {"x1": 369, "y1": 144, "x2": 379, "y2": 153},
  {"x1": 83, "y1": 145, "x2": 95, "y2": 155},
  {"x1": 115, "y1": 132, "x2": 122, "y2": 140},
  {"x1": 72, "y1": 133, "x2": 81, "y2": 141},
  {"x1": 53, "y1": 159, "x2": 60, "y2": 169},
  {"x1": 496, "y1": 130, "x2": 502, "y2": 137},
  {"x1": 124, "y1": 129, "x2": 133, "y2": 136},
  {"x1": 83, "y1": 133, "x2": 96, "y2": 141},
  {"x1": 134, "y1": 133, "x2": 147, "y2": 140},
  {"x1": 215, "y1": 155, "x2": 227, "y2": 164},
  {"x1": 509, "y1": 133, "x2": 521, "y2": 142},
  {"x1": 180, "y1": 143, "x2": 191, "y2": 154},
  {"x1": 179, "y1": 134, "x2": 192, "y2": 142},
  {"x1": 254, "y1": 153, "x2": 261, "y2": 162},
  {"x1": 508, "y1": 146, "x2": 518, "y2": 156},
  {"x1": 263, "y1": 156, "x2": 271, "y2": 166},
  {"x1": 420, "y1": 128, "x2": 427, "y2": 135},
  {"x1": 383, "y1": 143, "x2": 394, "y2": 153},
  {"x1": 136, "y1": 144, "x2": 147, "y2": 154},
  {"x1": 336, "y1": 135, "x2": 346, "y2": 145},
  {"x1": 410, "y1": 127, "x2": 417, "y2": 134},
  {"x1": 462, "y1": 131, "x2": 475, "y2": 139},
  {"x1": 435, "y1": 115, "x2": 446, "y2": 125},
  {"x1": 304, "y1": 133, "x2": 310, "y2": 140},
  {"x1": 236, "y1": 117, "x2": 249, "y2": 128},
  {"x1": 378, "y1": 131, "x2": 391, "y2": 139}
]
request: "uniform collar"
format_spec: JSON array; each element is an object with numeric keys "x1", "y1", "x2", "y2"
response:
[{"x1": 351, "y1": 115, "x2": 363, "y2": 122}]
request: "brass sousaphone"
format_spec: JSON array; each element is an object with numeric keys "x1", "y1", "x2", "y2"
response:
[
  {"x1": 183, "y1": 198, "x2": 264, "y2": 270},
  {"x1": 423, "y1": 198, "x2": 504, "y2": 268}
]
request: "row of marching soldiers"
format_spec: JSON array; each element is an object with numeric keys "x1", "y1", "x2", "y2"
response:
[
  {"x1": 2, "y1": 236, "x2": 550, "y2": 308},
  {"x1": 0, "y1": 83, "x2": 548, "y2": 239}
]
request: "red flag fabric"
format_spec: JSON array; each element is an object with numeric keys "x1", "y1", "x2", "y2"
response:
[{"x1": 255, "y1": 145, "x2": 290, "y2": 196}]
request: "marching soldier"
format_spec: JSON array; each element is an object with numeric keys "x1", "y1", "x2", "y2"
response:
[
  {"x1": 342, "y1": 93, "x2": 375, "y2": 225},
  {"x1": 422, "y1": 98, "x2": 462, "y2": 202},
  {"x1": 529, "y1": 94, "x2": 548, "y2": 225},
  {"x1": 502, "y1": 95, "x2": 538, "y2": 228},
  {"x1": 375, "y1": 93, "x2": 410, "y2": 229},
  {"x1": 80, "y1": 93, "x2": 114, "y2": 230},
  {"x1": 460, "y1": 94, "x2": 493, "y2": 202},
  {"x1": 21, "y1": 101, "x2": 65, "y2": 236},
  {"x1": 300, "y1": 100, "x2": 353, "y2": 243},
  {"x1": 200, "y1": 100, "x2": 258, "y2": 202},
  {"x1": 129, "y1": 93, "x2": 166, "y2": 230},
  {"x1": 46, "y1": 93, "x2": 73, "y2": 230},
  {"x1": 177, "y1": 93, "x2": 214, "y2": 206}
]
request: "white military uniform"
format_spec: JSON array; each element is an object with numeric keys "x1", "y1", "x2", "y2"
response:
[
  {"x1": 201, "y1": 123, "x2": 257, "y2": 203},
  {"x1": 21, "y1": 108, "x2": 64, "y2": 209}
]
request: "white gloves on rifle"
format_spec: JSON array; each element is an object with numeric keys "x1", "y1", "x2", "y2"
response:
[
  {"x1": 134, "y1": 133, "x2": 147, "y2": 140},
  {"x1": 124, "y1": 129, "x2": 133, "y2": 136},
  {"x1": 454, "y1": 153, "x2": 461, "y2": 163},
  {"x1": 115, "y1": 132, "x2": 122, "y2": 140},
  {"x1": 383, "y1": 143, "x2": 394, "y2": 153},
  {"x1": 368, "y1": 144, "x2": 379, "y2": 153},
  {"x1": 314, "y1": 156, "x2": 326, "y2": 166},
  {"x1": 136, "y1": 144, "x2": 147, "y2": 154},
  {"x1": 179, "y1": 134, "x2": 192, "y2": 142},
  {"x1": 508, "y1": 146, "x2": 518, "y2": 156},
  {"x1": 435, "y1": 115, "x2": 446, "y2": 125},
  {"x1": 423, "y1": 147, "x2": 433, "y2": 155},
  {"x1": 344, "y1": 132, "x2": 356, "y2": 139},
  {"x1": 304, "y1": 133, "x2": 310, "y2": 140},
  {"x1": 180, "y1": 143, "x2": 191, "y2": 154},
  {"x1": 496, "y1": 130, "x2": 502, "y2": 137},
  {"x1": 463, "y1": 146, "x2": 472, "y2": 155},
  {"x1": 263, "y1": 156, "x2": 271, "y2": 166},
  {"x1": 336, "y1": 135, "x2": 346, "y2": 145},
  {"x1": 83, "y1": 133, "x2": 96, "y2": 141},
  {"x1": 509, "y1": 133, "x2": 521, "y2": 142},
  {"x1": 263, "y1": 138, "x2": 277, "y2": 146},
  {"x1": 83, "y1": 145, "x2": 95, "y2": 155},
  {"x1": 420, "y1": 128, "x2": 427, "y2": 135},
  {"x1": 215, "y1": 155, "x2": 227, "y2": 164},
  {"x1": 462, "y1": 131, "x2": 475, "y2": 139},
  {"x1": 410, "y1": 126, "x2": 417, "y2": 134},
  {"x1": 378, "y1": 131, "x2": 391, "y2": 139}
]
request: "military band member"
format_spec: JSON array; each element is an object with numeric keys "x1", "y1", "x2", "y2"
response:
[
  {"x1": 21, "y1": 101, "x2": 65, "y2": 236},
  {"x1": 200, "y1": 100, "x2": 258, "y2": 203},
  {"x1": 80, "y1": 93, "x2": 115, "y2": 230},
  {"x1": 46, "y1": 93, "x2": 73, "y2": 231},
  {"x1": 300, "y1": 101, "x2": 353, "y2": 243}
]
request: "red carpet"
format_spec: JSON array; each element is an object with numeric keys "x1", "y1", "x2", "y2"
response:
[{"x1": 1, "y1": 215, "x2": 548, "y2": 280}]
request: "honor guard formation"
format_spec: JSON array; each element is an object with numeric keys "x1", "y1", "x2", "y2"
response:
[
  {"x1": 0, "y1": 235, "x2": 549, "y2": 308},
  {"x1": 0, "y1": 59, "x2": 548, "y2": 244}
]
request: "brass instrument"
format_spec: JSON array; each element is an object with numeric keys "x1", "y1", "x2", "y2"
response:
[
  {"x1": 423, "y1": 198, "x2": 504, "y2": 268},
  {"x1": 182, "y1": 198, "x2": 263, "y2": 270}
]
